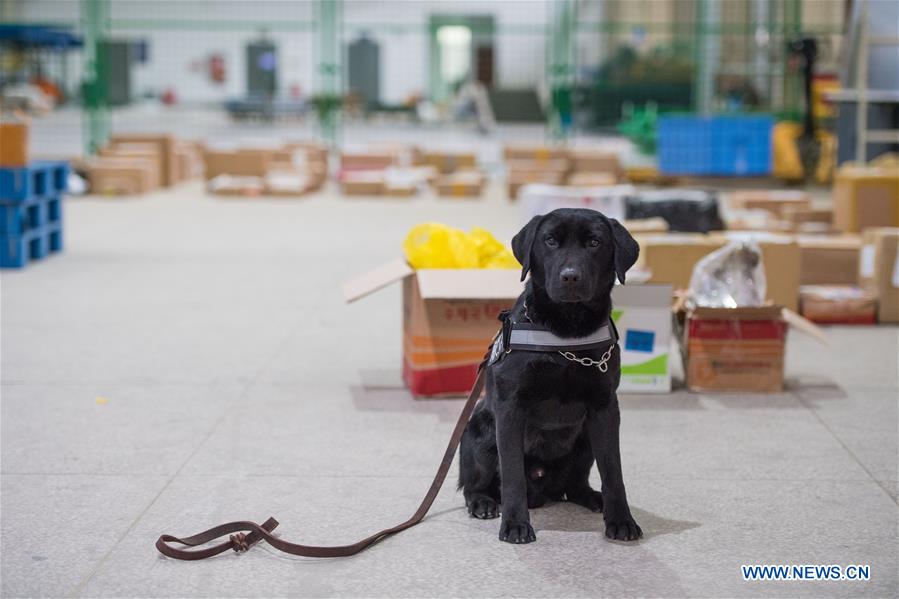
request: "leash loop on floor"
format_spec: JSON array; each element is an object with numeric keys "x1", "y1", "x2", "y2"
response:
[{"x1": 156, "y1": 366, "x2": 487, "y2": 560}]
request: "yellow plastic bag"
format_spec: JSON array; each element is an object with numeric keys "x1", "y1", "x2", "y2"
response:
[{"x1": 403, "y1": 223, "x2": 520, "y2": 269}]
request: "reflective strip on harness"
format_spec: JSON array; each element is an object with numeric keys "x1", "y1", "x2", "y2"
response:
[{"x1": 508, "y1": 323, "x2": 614, "y2": 352}]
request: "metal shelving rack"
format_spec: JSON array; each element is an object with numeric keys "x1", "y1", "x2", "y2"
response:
[{"x1": 850, "y1": 0, "x2": 899, "y2": 162}]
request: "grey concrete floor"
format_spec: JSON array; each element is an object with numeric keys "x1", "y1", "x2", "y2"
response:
[{"x1": 1, "y1": 182, "x2": 897, "y2": 598}]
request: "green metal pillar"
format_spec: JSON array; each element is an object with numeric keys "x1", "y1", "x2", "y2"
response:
[
  {"x1": 693, "y1": 0, "x2": 720, "y2": 114},
  {"x1": 316, "y1": 0, "x2": 342, "y2": 148},
  {"x1": 81, "y1": 0, "x2": 110, "y2": 156},
  {"x1": 546, "y1": 0, "x2": 575, "y2": 141}
]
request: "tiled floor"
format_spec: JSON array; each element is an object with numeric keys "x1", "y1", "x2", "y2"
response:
[{"x1": 2, "y1": 180, "x2": 897, "y2": 598}]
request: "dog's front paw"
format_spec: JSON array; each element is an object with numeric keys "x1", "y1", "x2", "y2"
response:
[
  {"x1": 604, "y1": 514, "x2": 643, "y2": 541},
  {"x1": 499, "y1": 519, "x2": 536, "y2": 544},
  {"x1": 467, "y1": 495, "x2": 499, "y2": 519}
]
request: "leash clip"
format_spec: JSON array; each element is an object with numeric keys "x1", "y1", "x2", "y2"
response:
[{"x1": 230, "y1": 532, "x2": 249, "y2": 552}]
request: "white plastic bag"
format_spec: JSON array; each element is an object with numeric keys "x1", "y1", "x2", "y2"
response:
[{"x1": 688, "y1": 240, "x2": 766, "y2": 308}]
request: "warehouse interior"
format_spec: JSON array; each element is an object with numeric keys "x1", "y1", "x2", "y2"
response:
[{"x1": 1, "y1": 0, "x2": 897, "y2": 597}]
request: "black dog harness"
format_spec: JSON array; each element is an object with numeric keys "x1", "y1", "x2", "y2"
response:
[{"x1": 488, "y1": 309, "x2": 619, "y2": 372}]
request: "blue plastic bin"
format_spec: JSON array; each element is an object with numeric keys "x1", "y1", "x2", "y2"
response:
[{"x1": 658, "y1": 115, "x2": 773, "y2": 176}]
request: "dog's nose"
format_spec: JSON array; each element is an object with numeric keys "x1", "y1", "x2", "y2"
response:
[{"x1": 560, "y1": 267, "x2": 581, "y2": 285}]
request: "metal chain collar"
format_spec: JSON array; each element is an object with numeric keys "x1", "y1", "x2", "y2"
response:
[
  {"x1": 558, "y1": 343, "x2": 616, "y2": 373},
  {"x1": 524, "y1": 300, "x2": 617, "y2": 373}
]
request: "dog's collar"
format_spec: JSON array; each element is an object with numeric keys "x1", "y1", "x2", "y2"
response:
[
  {"x1": 488, "y1": 310, "x2": 618, "y2": 366},
  {"x1": 508, "y1": 321, "x2": 616, "y2": 352}
]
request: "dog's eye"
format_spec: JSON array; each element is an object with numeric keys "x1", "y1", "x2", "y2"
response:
[
  {"x1": 588, "y1": 238, "x2": 601, "y2": 248},
  {"x1": 545, "y1": 236, "x2": 558, "y2": 248}
]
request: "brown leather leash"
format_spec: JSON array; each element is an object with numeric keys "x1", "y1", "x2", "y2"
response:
[{"x1": 156, "y1": 367, "x2": 487, "y2": 560}]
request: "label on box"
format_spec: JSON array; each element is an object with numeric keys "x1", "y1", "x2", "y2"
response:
[
  {"x1": 860, "y1": 244, "x2": 875, "y2": 277},
  {"x1": 624, "y1": 329, "x2": 655, "y2": 353}
]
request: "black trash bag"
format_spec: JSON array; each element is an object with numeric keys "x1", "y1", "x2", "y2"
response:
[{"x1": 625, "y1": 189, "x2": 725, "y2": 233}]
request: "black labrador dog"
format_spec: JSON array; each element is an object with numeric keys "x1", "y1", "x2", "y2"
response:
[{"x1": 459, "y1": 208, "x2": 643, "y2": 544}]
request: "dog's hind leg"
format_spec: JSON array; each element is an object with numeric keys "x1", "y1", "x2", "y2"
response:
[
  {"x1": 563, "y1": 433, "x2": 604, "y2": 513},
  {"x1": 459, "y1": 408, "x2": 500, "y2": 519}
]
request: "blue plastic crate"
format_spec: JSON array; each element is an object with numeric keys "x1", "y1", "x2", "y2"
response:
[
  {"x1": 0, "y1": 194, "x2": 62, "y2": 235},
  {"x1": 0, "y1": 221, "x2": 63, "y2": 268},
  {"x1": 0, "y1": 161, "x2": 69, "y2": 202},
  {"x1": 658, "y1": 115, "x2": 772, "y2": 176}
]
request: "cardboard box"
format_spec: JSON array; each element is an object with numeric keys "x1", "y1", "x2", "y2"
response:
[
  {"x1": 385, "y1": 166, "x2": 437, "y2": 188},
  {"x1": 203, "y1": 150, "x2": 269, "y2": 181},
  {"x1": 384, "y1": 184, "x2": 417, "y2": 197},
  {"x1": 746, "y1": 234, "x2": 801, "y2": 313},
  {"x1": 800, "y1": 285, "x2": 877, "y2": 324},
  {"x1": 344, "y1": 260, "x2": 520, "y2": 397},
  {"x1": 340, "y1": 150, "x2": 396, "y2": 173},
  {"x1": 518, "y1": 183, "x2": 632, "y2": 222},
  {"x1": 287, "y1": 141, "x2": 329, "y2": 166},
  {"x1": 612, "y1": 284, "x2": 673, "y2": 393},
  {"x1": 567, "y1": 149, "x2": 621, "y2": 179},
  {"x1": 783, "y1": 206, "x2": 833, "y2": 227},
  {"x1": 98, "y1": 146, "x2": 160, "y2": 189},
  {"x1": 506, "y1": 158, "x2": 570, "y2": 175},
  {"x1": 425, "y1": 151, "x2": 477, "y2": 174},
  {"x1": 623, "y1": 218, "x2": 669, "y2": 234},
  {"x1": 624, "y1": 165, "x2": 681, "y2": 185},
  {"x1": 859, "y1": 227, "x2": 899, "y2": 322},
  {"x1": 566, "y1": 172, "x2": 618, "y2": 187},
  {"x1": 109, "y1": 134, "x2": 178, "y2": 186},
  {"x1": 507, "y1": 171, "x2": 567, "y2": 200},
  {"x1": 87, "y1": 158, "x2": 155, "y2": 195},
  {"x1": 729, "y1": 190, "x2": 811, "y2": 218},
  {"x1": 264, "y1": 172, "x2": 310, "y2": 197},
  {"x1": 833, "y1": 165, "x2": 899, "y2": 232},
  {"x1": 174, "y1": 141, "x2": 203, "y2": 182},
  {"x1": 503, "y1": 144, "x2": 568, "y2": 162},
  {"x1": 639, "y1": 234, "x2": 726, "y2": 291},
  {"x1": 0, "y1": 121, "x2": 29, "y2": 167},
  {"x1": 341, "y1": 171, "x2": 385, "y2": 196},
  {"x1": 679, "y1": 305, "x2": 787, "y2": 392},
  {"x1": 207, "y1": 175, "x2": 265, "y2": 197},
  {"x1": 724, "y1": 209, "x2": 791, "y2": 233},
  {"x1": 797, "y1": 235, "x2": 861, "y2": 285},
  {"x1": 436, "y1": 170, "x2": 485, "y2": 197},
  {"x1": 306, "y1": 161, "x2": 328, "y2": 190}
]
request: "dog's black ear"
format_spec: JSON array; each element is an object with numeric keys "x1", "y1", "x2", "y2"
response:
[
  {"x1": 511, "y1": 215, "x2": 543, "y2": 282},
  {"x1": 607, "y1": 217, "x2": 639, "y2": 284}
]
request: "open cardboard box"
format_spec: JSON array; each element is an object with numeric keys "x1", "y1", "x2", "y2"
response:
[
  {"x1": 344, "y1": 260, "x2": 521, "y2": 397},
  {"x1": 673, "y1": 296, "x2": 825, "y2": 393}
]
